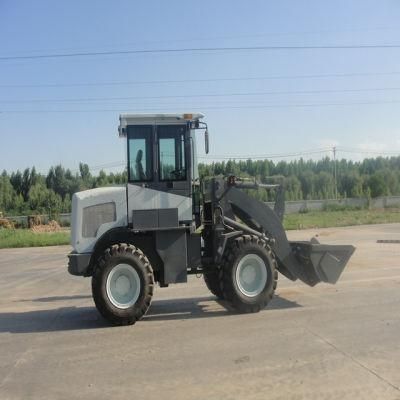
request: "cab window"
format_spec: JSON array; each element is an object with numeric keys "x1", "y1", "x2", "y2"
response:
[
  {"x1": 158, "y1": 125, "x2": 187, "y2": 181},
  {"x1": 128, "y1": 126, "x2": 153, "y2": 182}
]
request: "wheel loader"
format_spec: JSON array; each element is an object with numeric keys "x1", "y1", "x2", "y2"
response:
[{"x1": 68, "y1": 113, "x2": 355, "y2": 325}]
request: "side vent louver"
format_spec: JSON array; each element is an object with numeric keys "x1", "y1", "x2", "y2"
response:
[{"x1": 82, "y1": 202, "x2": 116, "y2": 238}]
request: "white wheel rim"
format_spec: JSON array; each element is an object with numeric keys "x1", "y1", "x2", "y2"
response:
[
  {"x1": 236, "y1": 254, "x2": 268, "y2": 297},
  {"x1": 106, "y1": 264, "x2": 141, "y2": 309}
]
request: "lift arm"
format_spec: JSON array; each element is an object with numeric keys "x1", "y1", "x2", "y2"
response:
[{"x1": 203, "y1": 177, "x2": 355, "y2": 287}]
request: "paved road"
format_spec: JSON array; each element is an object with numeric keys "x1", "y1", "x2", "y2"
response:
[{"x1": 0, "y1": 224, "x2": 400, "y2": 400}]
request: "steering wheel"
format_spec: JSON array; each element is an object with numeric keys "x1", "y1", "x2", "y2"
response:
[{"x1": 170, "y1": 169, "x2": 183, "y2": 179}]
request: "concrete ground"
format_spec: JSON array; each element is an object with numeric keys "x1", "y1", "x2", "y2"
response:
[{"x1": 0, "y1": 224, "x2": 400, "y2": 400}]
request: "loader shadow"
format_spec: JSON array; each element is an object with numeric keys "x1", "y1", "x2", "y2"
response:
[
  {"x1": 0, "y1": 295, "x2": 300, "y2": 334},
  {"x1": 18, "y1": 295, "x2": 92, "y2": 303},
  {"x1": 144, "y1": 295, "x2": 301, "y2": 322},
  {"x1": 0, "y1": 305, "x2": 108, "y2": 334}
]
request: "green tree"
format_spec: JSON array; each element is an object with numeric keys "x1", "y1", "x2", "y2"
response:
[
  {"x1": 95, "y1": 170, "x2": 109, "y2": 187},
  {"x1": 10, "y1": 170, "x2": 23, "y2": 195},
  {"x1": 0, "y1": 172, "x2": 16, "y2": 214},
  {"x1": 368, "y1": 173, "x2": 388, "y2": 198},
  {"x1": 28, "y1": 182, "x2": 63, "y2": 216}
]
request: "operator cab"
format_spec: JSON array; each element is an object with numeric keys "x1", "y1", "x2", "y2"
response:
[{"x1": 118, "y1": 113, "x2": 207, "y2": 226}]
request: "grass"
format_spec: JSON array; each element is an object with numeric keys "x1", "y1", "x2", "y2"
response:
[
  {"x1": 1, "y1": 208, "x2": 400, "y2": 248},
  {"x1": 284, "y1": 207, "x2": 400, "y2": 230},
  {"x1": 0, "y1": 229, "x2": 70, "y2": 249}
]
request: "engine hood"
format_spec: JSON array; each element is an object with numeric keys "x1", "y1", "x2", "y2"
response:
[{"x1": 71, "y1": 186, "x2": 127, "y2": 253}]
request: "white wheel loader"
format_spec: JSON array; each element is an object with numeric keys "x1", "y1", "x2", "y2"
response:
[{"x1": 68, "y1": 113, "x2": 355, "y2": 325}]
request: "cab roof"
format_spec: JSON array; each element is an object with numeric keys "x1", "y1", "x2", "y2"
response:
[{"x1": 118, "y1": 113, "x2": 204, "y2": 137}]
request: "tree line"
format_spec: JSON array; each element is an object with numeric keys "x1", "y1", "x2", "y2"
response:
[
  {"x1": 1, "y1": 156, "x2": 400, "y2": 216},
  {"x1": 198, "y1": 156, "x2": 400, "y2": 202},
  {"x1": 0, "y1": 163, "x2": 127, "y2": 217}
]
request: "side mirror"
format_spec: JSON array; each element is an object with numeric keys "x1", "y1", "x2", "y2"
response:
[{"x1": 205, "y1": 129, "x2": 209, "y2": 154}]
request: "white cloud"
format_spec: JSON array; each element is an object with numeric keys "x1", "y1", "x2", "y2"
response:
[
  {"x1": 316, "y1": 138, "x2": 339, "y2": 149},
  {"x1": 358, "y1": 142, "x2": 388, "y2": 152},
  {"x1": 341, "y1": 141, "x2": 393, "y2": 161}
]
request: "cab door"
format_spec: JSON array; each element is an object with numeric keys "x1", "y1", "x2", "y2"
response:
[
  {"x1": 155, "y1": 124, "x2": 191, "y2": 197},
  {"x1": 126, "y1": 123, "x2": 193, "y2": 225}
]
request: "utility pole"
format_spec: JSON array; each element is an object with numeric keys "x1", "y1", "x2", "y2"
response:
[{"x1": 333, "y1": 146, "x2": 338, "y2": 199}]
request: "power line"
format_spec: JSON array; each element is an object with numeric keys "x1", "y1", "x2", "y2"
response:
[
  {"x1": 337, "y1": 147, "x2": 400, "y2": 156},
  {"x1": 87, "y1": 161, "x2": 126, "y2": 170},
  {"x1": 31, "y1": 147, "x2": 400, "y2": 174},
  {"x1": 2, "y1": 71, "x2": 400, "y2": 89},
  {"x1": 8, "y1": 26, "x2": 399, "y2": 56},
  {"x1": 3, "y1": 86, "x2": 400, "y2": 104},
  {"x1": 81, "y1": 149, "x2": 333, "y2": 167},
  {"x1": 1, "y1": 44, "x2": 400, "y2": 61},
  {"x1": 200, "y1": 149, "x2": 400, "y2": 161},
  {"x1": 55, "y1": 161, "x2": 126, "y2": 175},
  {"x1": 198, "y1": 148, "x2": 332, "y2": 160},
  {"x1": 3, "y1": 99, "x2": 400, "y2": 113},
  {"x1": 92, "y1": 147, "x2": 399, "y2": 164}
]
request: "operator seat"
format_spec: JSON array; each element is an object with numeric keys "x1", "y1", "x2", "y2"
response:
[{"x1": 135, "y1": 149, "x2": 146, "y2": 180}]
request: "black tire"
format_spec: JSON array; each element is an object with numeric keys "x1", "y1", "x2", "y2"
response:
[
  {"x1": 203, "y1": 268, "x2": 224, "y2": 300},
  {"x1": 92, "y1": 243, "x2": 154, "y2": 326},
  {"x1": 220, "y1": 235, "x2": 278, "y2": 313}
]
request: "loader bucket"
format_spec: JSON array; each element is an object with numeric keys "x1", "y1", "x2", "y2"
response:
[{"x1": 289, "y1": 238, "x2": 355, "y2": 286}]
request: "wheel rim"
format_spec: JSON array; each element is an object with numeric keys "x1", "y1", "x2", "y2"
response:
[
  {"x1": 106, "y1": 264, "x2": 141, "y2": 309},
  {"x1": 236, "y1": 254, "x2": 268, "y2": 297}
]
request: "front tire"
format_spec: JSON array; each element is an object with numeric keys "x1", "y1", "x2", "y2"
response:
[
  {"x1": 92, "y1": 243, "x2": 154, "y2": 325},
  {"x1": 220, "y1": 235, "x2": 277, "y2": 313}
]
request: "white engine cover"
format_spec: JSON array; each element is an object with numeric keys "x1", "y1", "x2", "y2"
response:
[
  {"x1": 71, "y1": 186, "x2": 127, "y2": 253},
  {"x1": 71, "y1": 185, "x2": 192, "y2": 254}
]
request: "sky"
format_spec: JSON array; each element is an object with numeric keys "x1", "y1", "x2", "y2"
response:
[{"x1": 1, "y1": 0, "x2": 400, "y2": 175}]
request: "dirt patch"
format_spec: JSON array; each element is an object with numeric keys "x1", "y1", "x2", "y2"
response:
[
  {"x1": 0, "y1": 218, "x2": 14, "y2": 229},
  {"x1": 30, "y1": 220, "x2": 62, "y2": 233}
]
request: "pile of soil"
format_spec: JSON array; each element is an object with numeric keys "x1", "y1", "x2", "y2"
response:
[
  {"x1": 30, "y1": 220, "x2": 62, "y2": 233},
  {"x1": 0, "y1": 218, "x2": 14, "y2": 229}
]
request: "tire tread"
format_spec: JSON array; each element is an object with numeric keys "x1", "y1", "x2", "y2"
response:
[
  {"x1": 220, "y1": 235, "x2": 278, "y2": 313},
  {"x1": 92, "y1": 243, "x2": 154, "y2": 326}
]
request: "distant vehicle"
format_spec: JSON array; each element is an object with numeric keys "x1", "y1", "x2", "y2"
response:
[{"x1": 68, "y1": 113, "x2": 355, "y2": 325}]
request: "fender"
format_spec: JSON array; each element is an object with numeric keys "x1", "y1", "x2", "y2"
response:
[{"x1": 88, "y1": 226, "x2": 163, "y2": 276}]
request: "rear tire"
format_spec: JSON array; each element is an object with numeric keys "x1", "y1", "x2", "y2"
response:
[
  {"x1": 92, "y1": 243, "x2": 154, "y2": 325},
  {"x1": 220, "y1": 235, "x2": 277, "y2": 313},
  {"x1": 203, "y1": 268, "x2": 224, "y2": 300}
]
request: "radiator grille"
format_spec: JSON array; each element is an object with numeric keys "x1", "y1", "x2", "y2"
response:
[{"x1": 82, "y1": 202, "x2": 116, "y2": 238}]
